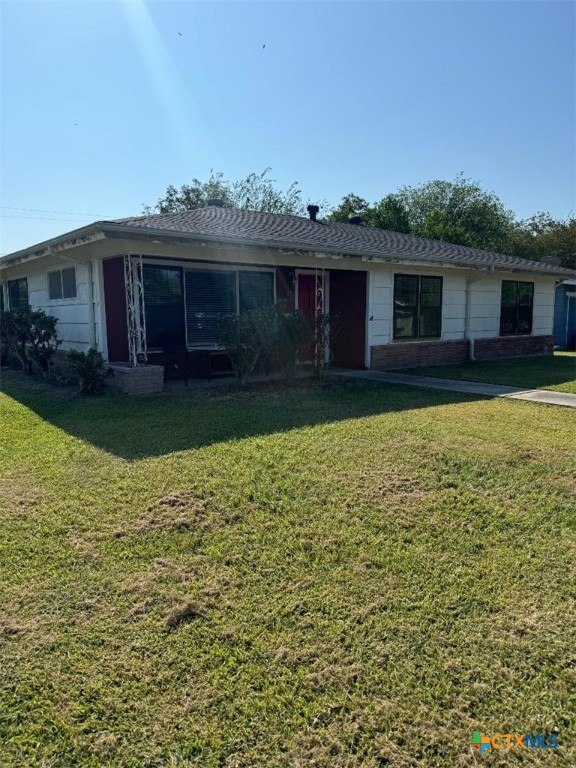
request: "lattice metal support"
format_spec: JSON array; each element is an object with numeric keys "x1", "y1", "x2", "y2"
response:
[
  {"x1": 124, "y1": 254, "x2": 147, "y2": 367},
  {"x1": 314, "y1": 267, "x2": 326, "y2": 370}
]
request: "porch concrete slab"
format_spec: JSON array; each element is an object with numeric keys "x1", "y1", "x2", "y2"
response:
[{"x1": 332, "y1": 370, "x2": 576, "y2": 408}]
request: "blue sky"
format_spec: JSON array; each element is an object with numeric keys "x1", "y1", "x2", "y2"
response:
[{"x1": 1, "y1": 0, "x2": 574, "y2": 254}]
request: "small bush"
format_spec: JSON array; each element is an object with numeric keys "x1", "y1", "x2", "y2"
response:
[
  {"x1": 0, "y1": 309, "x2": 34, "y2": 373},
  {"x1": 313, "y1": 312, "x2": 346, "y2": 378},
  {"x1": 67, "y1": 347, "x2": 111, "y2": 395},
  {"x1": 215, "y1": 311, "x2": 265, "y2": 386},
  {"x1": 270, "y1": 305, "x2": 313, "y2": 381},
  {"x1": 215, "y1": 305, "x2": 314, "y2": 386},
  {"x1": 0, "y1": 308, "x2": 61, "y2": 375},
  {"x1": 28, "y1": 311, "x2": 61, "y2": 374}
]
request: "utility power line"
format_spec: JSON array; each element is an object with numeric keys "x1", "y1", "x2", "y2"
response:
[
  {"x1": 0, "y1": 215, "x2": 98, "y2": 222},
  {"x1": 0, "y1": 206, "x2": 116, "y2": 217}
]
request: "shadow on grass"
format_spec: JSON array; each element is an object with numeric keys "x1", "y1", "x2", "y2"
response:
[{"x1": 1, "y1": 369, "x2": 486, "y2": 461}]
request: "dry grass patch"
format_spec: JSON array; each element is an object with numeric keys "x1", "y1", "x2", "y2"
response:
[{"x1": 0, "y1": 373, "x2": 574, "y2": 767}]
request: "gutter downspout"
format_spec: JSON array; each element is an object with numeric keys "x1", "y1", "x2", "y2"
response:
[{"x1": 465, "y1": 265, "x2": 494, "y2": 361}]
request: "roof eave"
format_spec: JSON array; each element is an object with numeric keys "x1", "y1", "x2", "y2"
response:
[
  {"x1": 0, "y1": 223, "x2": 108, "y2": 272},
  {"x1": 1, "y1": 220, "x2": 573, "y2": 279},
  {"x1": 103, "y1": 223, "x2": 574, "y2": 277}
]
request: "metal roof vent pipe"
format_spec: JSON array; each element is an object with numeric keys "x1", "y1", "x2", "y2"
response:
[
  {"x1": 207, "y1": 198, "x2": 225, "y2": 207},
  {"x1": 349, "y1": 216, "x2": 363, "y2": 225},
  {"x1": 307, "y1": 204, "x2": 320, "y2": 222}
]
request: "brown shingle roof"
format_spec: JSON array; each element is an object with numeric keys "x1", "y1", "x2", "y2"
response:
[{"x1": 106, "y1": 207, "x2": 572, "y2": 275}]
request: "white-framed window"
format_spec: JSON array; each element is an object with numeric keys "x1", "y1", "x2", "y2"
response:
[
  {"x1": 8, "y1": 277, "x2": 29, "y2": 310},
  {"x1": 48, "y1": 267, "x2": 77, "y2": 300},
  {"x1": 184, "y1": 266, "x2": 275, "y2": 346},
  {"x1": 499, "y1": 280, "x2": 534, "y2": 335},
  {"x1": 393, "y1": 274, "x2": 443, "y2": 340}
]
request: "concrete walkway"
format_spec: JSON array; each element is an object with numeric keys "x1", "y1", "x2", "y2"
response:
[{"x1": 332, "y1": 370, "x2": 576, "y2": 408}]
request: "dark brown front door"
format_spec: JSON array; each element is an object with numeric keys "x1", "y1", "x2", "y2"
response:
[{"x1": 329, "y1": 270, "x2": 367, "y2": 369}]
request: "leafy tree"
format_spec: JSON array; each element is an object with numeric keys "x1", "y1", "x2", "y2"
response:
[
  {"x1": 329, "y1": 193, "x2": 410, "y2": 232},
  {"x1": 144, "y1": 168, "x2": 312, "y2": 216},
  {"x1": 396, "y1": 175, "x2": 514, "y2": 250},
  {"x1": 328, "y1": 194, "x2": 371, "y2": 223},
  {"x1": 508, "y1": 212, "x2": 576, "y2": 269},
  {"x1": 143, "y1": 171, "x2": 233, "y2": 213},
  {"x1": 367, "y1": 195, "x2": 411, "y2": 232},
  {"x1": 331, "y1": 176, "x2": 513, "y2": 251}
]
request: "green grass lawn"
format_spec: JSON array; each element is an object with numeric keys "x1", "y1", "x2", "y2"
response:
[
  {"x1": 403, "y1": 352, "x2": 576, "y2": 394},
  {"x1": 1, "y1": 371, "x2": 575, "y2": 767}
]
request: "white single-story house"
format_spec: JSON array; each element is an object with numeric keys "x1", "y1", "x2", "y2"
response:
[{"x1": 0, "y1": 203, "x2": 573, "y2": 392}]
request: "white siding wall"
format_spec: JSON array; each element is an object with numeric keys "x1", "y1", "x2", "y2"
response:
[
  {"x1": 367, "y1": 264, "x2": 557, "y2": 348},
  {"x1": 28, "y1": 264, "x2": 92, "y2": 350},
  {"x1": 441, "y1": 274, "x2": 466, "y2": 339},
  {"x1": 5, "y1": 261, "x2": 105, "y2": 353},
  {"x1": 467, "y1": 276, "x2": 501, "y2": 338},
  {"x1": 532, "y1": 277, "x2": 557, "y2": 336},
  {"x1": 368, "y1": 270, "x2": 394, "y2": 346}
]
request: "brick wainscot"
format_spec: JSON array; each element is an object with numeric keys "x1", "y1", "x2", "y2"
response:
[{"x1": 371, "y1": 335, "x2": 555, "y2": 370}]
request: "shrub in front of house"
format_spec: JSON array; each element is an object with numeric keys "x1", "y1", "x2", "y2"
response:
[
  {"x1": 215, "y1": 305, "x2": 314, "y2": 386},
  {"x1": 67, "y1": 347, "x2": 112, "y2": 395},
  {"x1": 271, "y1": 305, "x2": 313, "y2": 381},
  {"x1": 0, "y1": 308, "x2": 61, "y2": 375},
  {"x1": 28, "y1": 311, "x2": 61, "y2": 375},
  {"x1": 215, "y1": 311, "x2": 266, "y2": 387}
]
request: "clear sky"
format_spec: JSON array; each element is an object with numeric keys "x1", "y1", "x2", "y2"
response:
[{"x1": 0, "y1": 0, "x2": 574, "y2": 254}]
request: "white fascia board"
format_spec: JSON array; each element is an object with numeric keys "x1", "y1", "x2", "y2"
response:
[{"x1": 0, "y1": 228, "x2": 106, "y2": 273}]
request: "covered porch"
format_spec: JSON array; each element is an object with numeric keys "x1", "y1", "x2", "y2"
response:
[{"x1": 103, "y1": 254, "x2": 367, "y2": 388}]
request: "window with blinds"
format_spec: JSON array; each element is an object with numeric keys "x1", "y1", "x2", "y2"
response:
[
  {"x1": 393, "y1": 274, "x2": 442, "y2": 340},
  {"x1": 185, "y1": 269, "x2": 237, "y2": 345},
  {"x1": 239, "y1": 270, "x2": 275, "y2": 312},
  {"x1": 143, "y1": 265, "x2": 185, "y2": 349},
  {"x1": 185, "y1": 268, "x2": 275, "y2": 346}
]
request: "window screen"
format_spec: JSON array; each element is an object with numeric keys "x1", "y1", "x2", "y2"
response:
[
  {"x1": 394, "y1": 274, "x2": 442, "y2": 340},
  {"x1": 185, "y1": 269, "x2": 237, "y2": 345},
  {"x1": 143, "y1": 265, "x2": 185, "y2": 349},
  {"x1": 419, "y1": 276, "x2": 442, "y2": 338},
  {"x1": 8, "y1": 278, "x2": 28, "y2": 310},
  {"x1": 48, "y1": 267, "x2": 77, "y2": 300},
  {"x1": 500, "y1": 280, "x2": 534, "y2": 335},
  {"x1": 62, "y1": 268, "x2": 77, "y2": 299},
  {"x1": 239, "y1": 271, "x2": 274, "y2": 312},
  {"x1": 48, "y1": 271, "x2": 62, "y2": 300}
]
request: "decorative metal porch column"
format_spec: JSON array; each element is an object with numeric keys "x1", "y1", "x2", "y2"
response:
[
  {"x1": 314, "y1": 266, "x2": 326, "y2": 370},
  {"x1": 123, "y1": 254, "x2": 147, "y2": 367}
]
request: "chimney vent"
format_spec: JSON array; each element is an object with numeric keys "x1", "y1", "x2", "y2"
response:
[
  {"x1": 307, "y1": 204, "x2": 320, "y2": 222},
  {"x1": 207, "y1": 198, "x2": 225, "y2": 207},
  {"x1": 349, "y1": 216, "x2": 363, "y2": 226}
]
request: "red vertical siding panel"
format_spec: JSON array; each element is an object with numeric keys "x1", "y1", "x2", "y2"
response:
[{"x1": 103, "y1": 257, "x2": 129, "y2": 362}]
